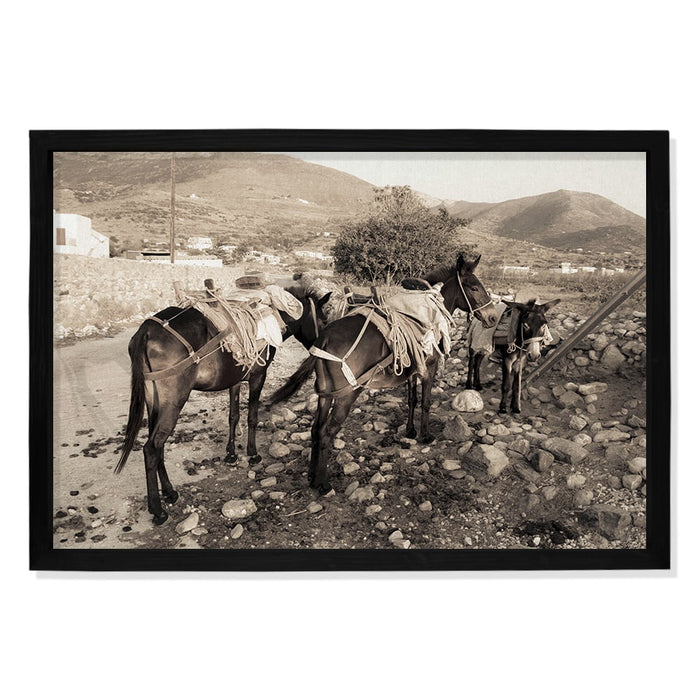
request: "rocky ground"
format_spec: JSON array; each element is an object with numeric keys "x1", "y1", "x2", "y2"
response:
[{"x1": 52, "y1": 306, "x2": 647, "y2": 551}]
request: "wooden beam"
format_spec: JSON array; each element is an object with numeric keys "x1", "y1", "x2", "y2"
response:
[{"x1": 523, "y1": 269, "x2": 646, "y2": 387}]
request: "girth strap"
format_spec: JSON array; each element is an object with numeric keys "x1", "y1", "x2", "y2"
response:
[
  {"x1": 143, "y1": 326, "x2": 233, "y2": 382},
  {"x1": 308, "y1": 310, "x2": 376, "y2": 387}
]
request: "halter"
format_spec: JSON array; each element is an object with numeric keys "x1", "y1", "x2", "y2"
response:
[
  {"x1": 456, "y1": 269, "x2": 493, "y2": 320},
  {"x1": 507, "y1": 314, "x2": 547, "y2": 354}
]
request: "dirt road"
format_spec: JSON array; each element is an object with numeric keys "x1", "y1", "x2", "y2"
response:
[{"x1": 52, "y1": 327, "x2": 309, "y2": 548}]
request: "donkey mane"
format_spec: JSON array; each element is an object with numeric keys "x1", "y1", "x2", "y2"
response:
[{"x1": 423, "y1": 264, "x2": 456, "y2": 285}]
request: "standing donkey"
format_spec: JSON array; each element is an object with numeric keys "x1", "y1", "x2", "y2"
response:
[{"x1": 466, "y1": 298, "x2": 560, "y2": 414}]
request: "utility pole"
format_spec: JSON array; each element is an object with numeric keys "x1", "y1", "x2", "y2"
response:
[{"x1": 170, "y1": 152, "x2": 176, "y2": 264}]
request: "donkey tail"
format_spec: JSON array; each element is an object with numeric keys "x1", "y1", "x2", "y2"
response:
[
  {"x1": 115, "y1": 329, "x2": 148, "y2": 474},
  {"x1": 269, "y1": 354, "x2": 316, "y2": 406}
]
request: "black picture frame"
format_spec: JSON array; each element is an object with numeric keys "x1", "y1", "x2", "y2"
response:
[{"x1": 30, "y1": 129, "x2": 670, "y2": 571}]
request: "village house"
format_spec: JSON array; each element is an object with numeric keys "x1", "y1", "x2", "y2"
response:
[
  {"x1": 53, "y1": 211, "x2": 109, "y2": 257},
  {"x1": 186, "y1": 236, "x2": 213, "y2": 250}
]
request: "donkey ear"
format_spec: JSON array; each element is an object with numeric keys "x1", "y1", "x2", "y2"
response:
[
  {"x1": 458, "y1": 252, "x2": 480, "y2": 273},
  {"x1": 502, "y1": 299, "x2": 526, "y2": 311},
  {"x1": 540, "y1": 298, "x2": 561, "y2": 312},
  {"x1": 317, "y1": 291, "x2": 332, "y2": 309}
]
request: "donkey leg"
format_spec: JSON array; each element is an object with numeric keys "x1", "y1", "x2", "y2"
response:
[
  {"x1": 225, "y1": 384, "x2": 241, "y2": 464},
  {"x1": 499, "y1": 356, "x2": 514, "y2": 414},
  {"x1": 310, "y1": 394, "x2": 333, "y2": 489},
  {"x1": 246, "y1": 366, "x2": 269, "y2": 464},
  {"x1": 405, "y1": 375, "x2": 418, "y2": 439},
  {"x1": 466, "y1": 349, "x2": 475, "y2": 389},
  {"x1": 157, "y1": 445, "x2": 178, "y2": 504},
  {"x1": 418, "y1": 364, "x2": 438, "y2": 443},
  {"x1": 511, "y1": 357, "x2": 525, "y2": 414},
  {"x1": 313, "y1": 392, "x2": 358, "y2": 494},
  {"x1": 473, "y1": 353, "x2": 484, "y2": 391},
  {"x1": 143, "y1": 402, "x2": 183, "y2": 525}
]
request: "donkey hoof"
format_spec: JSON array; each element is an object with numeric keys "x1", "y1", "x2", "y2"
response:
[
  {"x1": 249, "y1": 454, "x2": 262, "y2": 465},
  {"x1": 511, "y1": 408, "x2": 521, "y2": 415},
  {"x1": 317, "y1": 482, "x2": 333, "y2": 496},
  {"x1": 152, "y1": 511, "x2": 169, "y2": 526},
  {"x1": 405, "y1": 427, "x2": 417, "y2": 439},
  {"x1": 498, "y1": 407, "x2": 508, "y2": 414},
  {"x1": 163, "y1": 490, "x2": 179, "y2": 505},
  {"x1": 224, "y1": 453, "x2": 238, "y2": 464},
  {"x1": 420, "y1": 433, "x2": 435, "y2": 444}
]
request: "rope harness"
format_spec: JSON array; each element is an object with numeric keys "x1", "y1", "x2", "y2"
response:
[
  {"x1": 309, "y1": 285, "x2": 454, "y2": 396},
  {"x1": 142, "y1": 291, "x2": 278, "y2": 382},
  {"x1": 456, "y1": 269, "x2": 493, "y2": 321}
]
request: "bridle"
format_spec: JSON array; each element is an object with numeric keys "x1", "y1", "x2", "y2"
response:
[
  {"x1": 507, "y1": 312, "x2": 547, "y2": 354},
  {"x1": 456, "y1": 269, "x2": 494, "y2": 321}
]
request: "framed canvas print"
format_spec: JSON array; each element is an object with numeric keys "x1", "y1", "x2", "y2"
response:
[{"x1": 29, "y1": 130, "x2": 670, "y2": 570}]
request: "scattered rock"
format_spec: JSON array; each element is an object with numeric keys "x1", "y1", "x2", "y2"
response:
[
  {"x1": 622, "y1": 474, "x2": 643, "y2": 490},
  {"x1": 569, "y1": 415, "x2": 588, "y2": 431},
  {"x1": 307, "y1": 502, "x2": 323, "y2": 514},
  {"x1": 567, "y1": 474, "x2": 587, "y2": 489},
  {"x1": 175, "y1": 512, "x2": 199, "y2": 535},
  {"x1": 580, "y1": 505, "x2": 631, "y2": 540},
  {"x1": 268, "y1": 442, "x2": 290, "y2": 459},
  {"x1": 469, "y1": 444, "x2": 510, "y2": 477},
  {"x1": 442, "y1": 415, "x2": 474, "y2": 441},
  {"x1": 222, "y1": 499, "x2": 257, "y2": 520},
  {"x1": 451, "y1": 390, "x2": 484, "y2": 413},
  {"x1": 260, "y1": 476, "x2": 277, "y2": 488},
  {"x1": 343, "y1": 462, "x2": 360, "y2": 475},
  {"x1": 230, "y1": 524, "x2": 244, "y2": 539},
  {"x1": 628, "y1": 457, "x2": 646, "y2": 474},
  {"x1": 573, "y1": 489, "x2": 594, "y2": 507},
  {"x1": 418, "y1": 500, "x2": 433, "y2": 512},
  {"x1": 541, "y1": 437, "x2": 588, "y2": 465},
  {"x1": 600, "y1": 345, "x2": 626, "y2": 371},
  {"x1": 531, "y1": 449, "x2": 555, "y2": 473},
  {"x1": 514, "y1": 464, "x2": 541, "y2": 484},
  {"x1": 593, "y1": 429, "x2": 631, "y2": 443},
  {"x1": 578, "y1": 381, "x2": 608, "y2": 396},
  {"x1": 349, "y1": 486, "x2": 375, "y2": 503}
]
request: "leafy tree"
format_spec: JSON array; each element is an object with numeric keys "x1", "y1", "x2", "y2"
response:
[{"x1": 332, "y1": 186, "x2": 470, "y2": 284}]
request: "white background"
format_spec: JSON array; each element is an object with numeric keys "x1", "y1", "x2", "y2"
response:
[{"x1": 2, "y1": 2, "x2": 695, "y2": 698}]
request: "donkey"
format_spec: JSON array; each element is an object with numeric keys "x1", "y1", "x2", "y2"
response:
[
  {"x1": 466, "y1": 298, "x2": 560, "y2": 414},
  {"x1": 115, "y1": 288, "x2": 330, "y2": 525},
  {"x1": 269, "y1": 253, "x2": 498, "y2": 494}
]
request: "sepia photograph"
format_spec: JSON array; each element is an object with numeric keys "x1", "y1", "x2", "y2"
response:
[{"x1": 31, "y1": 131, "x2": 669, "y2": 569}]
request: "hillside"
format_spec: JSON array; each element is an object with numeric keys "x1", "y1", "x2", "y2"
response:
[
  {"x1": 53, "y1": 152, "x2": 376, "y2": 251},
  {"x1": 445, "y1": 189, "x2": 646, "y2": 254}
]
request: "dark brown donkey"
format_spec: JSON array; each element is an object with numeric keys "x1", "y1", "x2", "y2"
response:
[
  {"x1": 466, "y1": 298, "x2": 560, "y2": 414},
  {"x1": 115, "y1": 288, "x2": 330, "y2": 525},
  {"x1": 269, "y1": 254, "x2": 498, "y2": 494}
]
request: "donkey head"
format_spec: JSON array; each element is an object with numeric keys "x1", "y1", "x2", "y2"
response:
[
  {"x1": 456, "y1": 253, "x2": 499, "y2": 328},
  {"x1": 503, "y1": 298, "x2": 561, "y2": 361}
]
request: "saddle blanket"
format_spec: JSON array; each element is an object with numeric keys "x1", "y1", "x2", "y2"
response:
[{"x1": 467, "y1": 302, "x2": 511, "y2": 355}]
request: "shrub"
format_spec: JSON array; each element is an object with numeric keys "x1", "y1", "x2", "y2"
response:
[{"x1": 332, "y1": 186, "x2": 469, "y2": 284}]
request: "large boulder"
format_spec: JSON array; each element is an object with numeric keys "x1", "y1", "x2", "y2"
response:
[{"x1": 451, "y1": 390, "x2": 484, "y2": 413}]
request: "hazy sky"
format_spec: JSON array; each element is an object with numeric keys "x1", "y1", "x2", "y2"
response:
[{"x1": 281, "y1": 152, "x2": 646, "y2": 217}]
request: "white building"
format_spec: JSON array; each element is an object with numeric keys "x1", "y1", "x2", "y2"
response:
[
  {"x1": 186, "y1": 236, "x2": 213, "y2": 250},
  {"x1": 502, "y1": 265, "x2": 531, "y2": 275},
  {"x1": 53, "y1": 211, "x2": 109, "y2": 257}
]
